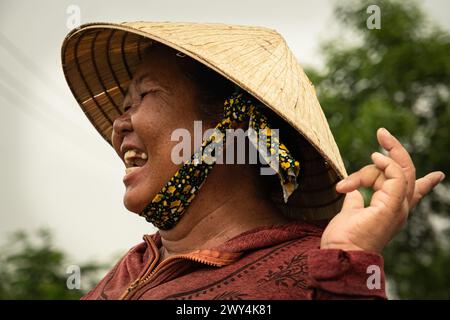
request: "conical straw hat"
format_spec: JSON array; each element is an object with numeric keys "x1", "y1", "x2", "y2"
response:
[{"x1": 61, "y1": 22, "x2": 348, "y2": 220}]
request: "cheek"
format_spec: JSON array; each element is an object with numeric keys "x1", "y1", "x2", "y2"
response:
[
  {"x1": 133, "y1": 108, "x2": 177, "y2": 165},
  {"x1": 134, "y1": 101, "x2": 201, "y2": 161}
]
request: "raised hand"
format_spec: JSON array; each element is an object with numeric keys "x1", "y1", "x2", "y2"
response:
[{"x1": 321, "y1": 128, "x2": 445, "y2": 253}]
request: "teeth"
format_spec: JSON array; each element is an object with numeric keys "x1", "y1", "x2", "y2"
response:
[
  {"x1": 124, "y1": 150, "x2": 137, "y2": 162},
  {"x1": 124, "y1": 149, "x2": 148, "y2": 166}
]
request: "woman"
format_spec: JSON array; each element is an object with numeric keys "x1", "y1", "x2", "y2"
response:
[{"x1": 61, "y1": 22, "x2": 444, "y2": 300}]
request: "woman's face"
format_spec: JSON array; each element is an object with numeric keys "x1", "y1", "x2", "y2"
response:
[{"x1": 111, "y1": 47, "x2": 202, "y2": 213}]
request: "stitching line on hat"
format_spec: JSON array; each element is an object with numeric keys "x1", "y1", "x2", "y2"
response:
[
  {"x1": 74, "y1": 31, "x2": 114, "y2": 126},
  {"x1": 106, "y1": 29, "x2": 126, "y2": 97},
  {"x1": 91, "y1": 30, "x2": 122, "y2": 116},
  {"x1": 120, "y1": 31, "x2": 133, "y2": 79}
]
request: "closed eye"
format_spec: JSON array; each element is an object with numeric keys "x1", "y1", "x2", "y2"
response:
[
  {"x1": 121, "y1": 88, "x2": 160, "y2": 113},
  {"x1": 140, "y1": 89, "x2": 158, "y2": 100}
]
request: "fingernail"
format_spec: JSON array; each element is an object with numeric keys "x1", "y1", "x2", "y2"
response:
[
  {"x1": 372, "y1": 151, "x2": 383, "y2": 159},
  {"x1": 337, "y1": 180, "x2": 346, "y2": 187},
  {"x1": 440, "y1": 174, "x2": 445, "y2": 182},
  {"x1": 382, "y1": 128, "x2": 392, "y2": 137}
]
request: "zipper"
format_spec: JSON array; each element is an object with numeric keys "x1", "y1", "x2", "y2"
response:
[{"x1": 119, "y1": 237, "x2": 238, "y2": 300}]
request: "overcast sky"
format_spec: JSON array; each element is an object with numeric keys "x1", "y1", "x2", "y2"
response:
[{"x1": 1, "y1": 0, "x2": 449, "y2": 266}]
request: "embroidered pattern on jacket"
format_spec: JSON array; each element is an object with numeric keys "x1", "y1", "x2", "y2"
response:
[{"x1": 257, "y1": 253, "x2": 308, "y2": 289}]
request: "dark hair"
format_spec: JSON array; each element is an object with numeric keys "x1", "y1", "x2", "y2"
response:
[{"x1": 178, "y1": 57, "x2": 237, "y2": 123}]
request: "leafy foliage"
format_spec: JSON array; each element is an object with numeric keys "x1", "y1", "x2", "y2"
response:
[{"x1": 0, "y1": 229, "x2": 106, "y2": 300}]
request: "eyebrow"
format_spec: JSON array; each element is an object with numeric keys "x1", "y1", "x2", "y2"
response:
[{"x1": 137, "y1": 73, "x2": 169, "y2": 89}]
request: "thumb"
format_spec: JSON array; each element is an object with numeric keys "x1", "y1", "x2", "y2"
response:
[{"x1": 341, "y1": 190, "x2": 365, "y2": 211}]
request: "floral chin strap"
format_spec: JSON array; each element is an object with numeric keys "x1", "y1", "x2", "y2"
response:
[{"x1": 140, "y1": 92, "x2": 300, "y2": 230}]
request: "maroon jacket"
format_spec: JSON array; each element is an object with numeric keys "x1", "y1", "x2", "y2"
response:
[{"x1": 82, "y1": 220, "x2": 387, "y2": 300}]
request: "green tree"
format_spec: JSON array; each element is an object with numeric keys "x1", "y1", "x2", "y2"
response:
[
  {"x1": 0, "y1": 229, "x2": 107, "y2": 299},
  {"x1": 306, "y1": 0, "x2": 450, "y2": 299}
]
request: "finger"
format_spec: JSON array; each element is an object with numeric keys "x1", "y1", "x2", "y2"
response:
[
  {"x1": 336, "y1": 164, "x2": 385, "y2": 193},
  {"x1": 377, "y1": 128, "x2": 416, "y2": 203},
  {"x1": 410, "y1": 171, "x2": 446, "y2": 208},
  {"x1": 341, "y1": 190, "x2": 365, "y2": 211},
  {"x1": 369, "y1": 152, "x2": 408, "y2": 214}
]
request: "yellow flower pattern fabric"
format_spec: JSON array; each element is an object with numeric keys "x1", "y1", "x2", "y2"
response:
[{"x1": 140, "y1": 93, "x2": 300, "y2": 230}]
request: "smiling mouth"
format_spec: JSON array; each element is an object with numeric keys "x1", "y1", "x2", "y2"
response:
[{"x1": 124, "y1": 149, "x2": 148, "y2": 175}]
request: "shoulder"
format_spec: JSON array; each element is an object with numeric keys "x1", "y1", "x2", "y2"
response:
[{"x1": 81, "y1": 234, "x2": 158, "y2": 300}]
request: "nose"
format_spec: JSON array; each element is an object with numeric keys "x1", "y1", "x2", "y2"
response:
[{"x1": 112, "y1": 113, "x2": 133, "y2": 139}]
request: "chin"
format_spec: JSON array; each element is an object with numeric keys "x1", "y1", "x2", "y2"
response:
[{"x1": 123, "y1": 189, "x2": 150, "y2": 214}]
